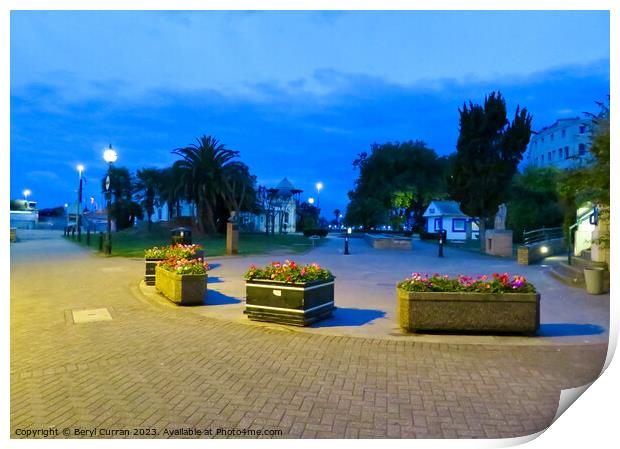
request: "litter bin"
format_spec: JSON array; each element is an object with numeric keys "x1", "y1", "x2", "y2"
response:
[
  {"x1": 584, "y1": 267, "x2": 605, "y2": 295},
  {"x1": 171, "y1": 227, "x2": 192, "y2": 245}
]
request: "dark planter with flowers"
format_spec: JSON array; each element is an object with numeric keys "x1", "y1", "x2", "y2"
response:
[
  {"x1": 144, "y1": 245, "x2": 204, "y2": 285},
  {"x1": 244, "y1": 261, "x2": 335, "y2": 326},
  {"x1": 397, "y1": 273, "x2": 540, "y2": 334}
]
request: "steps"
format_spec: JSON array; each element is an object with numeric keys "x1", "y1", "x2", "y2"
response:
[{"x1": 547, "y1": 254, "x2": 609, "y2": 291}]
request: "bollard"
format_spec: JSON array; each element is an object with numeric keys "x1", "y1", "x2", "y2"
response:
[
  {"x1": 344, "y1": 235, "x2": 350, "y2": 255},
  {"x1": 86, "y1": 229, "x2": 91, "y2": 246},
  {"x1": 438, "y1": 229, "x2": 446, "y2": 257},
  {"x1": 98, "y1": 232, "x2": 103, "y2": 252},
  {"x1": 71, "y1": 227, "x2": 75, "y2": 239}
]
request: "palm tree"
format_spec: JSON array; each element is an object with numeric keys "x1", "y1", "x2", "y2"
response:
[
  {"x1": 135, "y1": 168, "x2": 162, "y2": 231},
  {"x1": 172, "y1": 135, "x2": 241, "y2": 233},
  {"x1": 334, "y1": 208, "x2": 341, "y2": 227}
]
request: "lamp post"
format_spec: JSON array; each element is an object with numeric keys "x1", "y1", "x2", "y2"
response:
[
  {"x1": 316, "y1": 182, "x2": 323, "y2": 208},
  {"x1": 76, "y1": 164, "x2": 84, "y2": 241},
  {"x1": 103, "y1": 144, "x2": 118, "y2": 255},
  {"x1": 23, "y1": 189, "x2": 31, "y2": 207}
]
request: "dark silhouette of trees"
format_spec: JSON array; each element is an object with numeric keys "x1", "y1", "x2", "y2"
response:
[{"x1": 448, "y1": 91, "x2": 532, "y2": 250}]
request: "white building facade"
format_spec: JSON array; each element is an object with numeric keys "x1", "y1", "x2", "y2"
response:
[
  {"x1": 423, "y1": 201, "x2": 479, "y2": 241},
  {"x1": 526, "y1": 117, "x2": 593, "y2": 170}
]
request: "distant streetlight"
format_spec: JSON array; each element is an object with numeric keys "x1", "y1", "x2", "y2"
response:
[
  {"x1": 308, "y1": 197, "x2": 315, "y2": 205},
  {"x1": 103, "y1": 144, "x2": 118, "y2": 255},
  {"x1": 23, "y1": 189, "x2": 31, "y2": 203},
  {"x1": 76, "y1": 164, "x2": 84, "y2": 241},
  {"x1": 316, "y1": 182, "x2": 323, "y2": 207}
]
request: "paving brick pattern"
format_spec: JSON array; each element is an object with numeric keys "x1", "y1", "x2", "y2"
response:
[{"x1": 10, "y1": 233, "x2": 607, "y2": 439}]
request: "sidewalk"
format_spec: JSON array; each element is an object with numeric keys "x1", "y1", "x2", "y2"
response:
[
  {"x1": 10, "y1": 231, "x2": 608, "y2": 439},
  {"x1": 172, "y1": 234, "x2": 610, "y2": 346}
]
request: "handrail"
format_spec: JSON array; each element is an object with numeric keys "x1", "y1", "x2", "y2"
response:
[{"x1": 522, "y1": 227, "x2": 563, "y2": 245}]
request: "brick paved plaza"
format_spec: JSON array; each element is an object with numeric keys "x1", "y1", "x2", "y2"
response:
[{"x1": 10, "y1": 231, "x2": 609, "y2": 439}]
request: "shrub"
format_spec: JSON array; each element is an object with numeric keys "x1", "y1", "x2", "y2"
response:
[
  {"x1": 303, "y1": 229, "x2": 328, "y2": 237},
  {"x1": 244, "y1": 260, "x2": 333, "y2": 283}
]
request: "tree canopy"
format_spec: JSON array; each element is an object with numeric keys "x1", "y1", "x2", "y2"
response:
[
  {"x1": 345, "y1": 141, "x2": 450, "y2": 231},
  {"x1": 448, "y1": 91, "x2": 532, "y2": 248}
]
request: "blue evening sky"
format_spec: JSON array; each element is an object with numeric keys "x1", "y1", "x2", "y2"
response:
[{"x1": 10, "y1": 10, "x2": 610, "y2": 216}]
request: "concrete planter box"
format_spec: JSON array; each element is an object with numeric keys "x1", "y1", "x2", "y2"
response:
[
  {"x1": 144, "y1": 250, "x2": 204, "y2": 285},
  {"x1": 245, "y1": 277, "x2": 335, "y2": 326},
  {"x1": 397, "y1": 288, "x2": 540, "y2": 334},
  {"x1": 365, "y1": 234, "x2": 412, "y2": 250},
  {"x1": 155, "y1": 266, "x2": 207, "y2": 306}
]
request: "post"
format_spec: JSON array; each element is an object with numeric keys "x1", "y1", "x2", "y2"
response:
[
  {"x1": 226, "y1": 212, "x2": 239, "y2": 255},
  {"x1": 86, "y1": 229, "x2": 91, "y2": 246},
  {"x1": 98, "y1": 232, "x2": 103, "y2": 251},
  {"x1": 344, "y1": 227, "x2": 351, "y2": 255},
  {"x1": 105, "y1": 169, "x2": 112, "y2": 255},
  {"x1": 438, "y1": 229, "x2": 446, "y2": 257},
  {"x1": 77, "y1": 175, "x2": 83, "y2": 242}
]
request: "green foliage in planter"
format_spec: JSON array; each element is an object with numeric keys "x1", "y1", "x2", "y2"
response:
[
  {"x1": 244, "y1": 260, "x2": 332, "y2": 283},
  {"x1": 397, "y1": 272, "x2": 536, "y2": 294}
]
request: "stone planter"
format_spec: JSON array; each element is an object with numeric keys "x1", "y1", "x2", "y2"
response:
[
  {"x1": 155, "y1": 266, "x2": 207, "y2": 306},
  {"x1": 245, "y1": 277, "x2": 335, "y2": 326},
  {"x1": 397, "y1": 288, "x2": 540, "y2": 334},
  {"x1": 144, "y1": 250, "x2": 204, "y2": 285}
]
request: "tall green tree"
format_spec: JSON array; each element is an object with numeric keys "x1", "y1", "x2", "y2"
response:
[
  {"x1": 346, "y1": 141, "x2": 450, "y2": 231},
  {"x1": 134, "y1": 168, "x2": 163, "y2": 231},
  {"x1": 172, "y1": 135, "x2": 243, "y2": 233},
  {"x1": 448, "y1": 91, "x2": 532, "y2": 250},
  {"x1": 101, "y1": 166, "x2": 143, "y2": 230},
  {"x1": 558, "y1": 100, "x2": 610, "y2": 249},
  {"x1": 506, "y1": 167, "x2": 565, "y2": 242}
]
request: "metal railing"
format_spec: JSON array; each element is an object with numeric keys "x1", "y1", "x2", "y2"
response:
[{"x1": 522, "y1": 227, "x2": 564, "y2": 245}]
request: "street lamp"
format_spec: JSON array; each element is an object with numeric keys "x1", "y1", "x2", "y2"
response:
[
  {"x1": 23, "y1": 189, "x2": 31, "y2": 206},
  {"x1": 103, "y1": 144, "x2": 118, "y2": 255},
  {"x1": 76, "y1": 164, "x2": 84, "y2": 241},
  {"x1": 308, "y1": 197, "x2": 315, "y2": 205},
  {"x1": 316, "y1": 182, "x2": 323, "y2": 208}
]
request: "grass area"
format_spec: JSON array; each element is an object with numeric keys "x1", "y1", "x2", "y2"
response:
[{"x1": 65, "y1": 222, "x2": 325, "y2": 258}]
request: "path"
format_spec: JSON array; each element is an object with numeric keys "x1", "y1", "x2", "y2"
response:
[{"x1": 10, "y1": 231, "x2": 608, "y2": 439}]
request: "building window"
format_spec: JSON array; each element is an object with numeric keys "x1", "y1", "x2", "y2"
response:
[
  {"x1": 548, "y1": 151, "x2": 552, "y2": 160},
  {"x1": 434, "y1": 218, "x2": 442, "y2": 231},
  {"x1": 541, "y1": 137, "x2": 545, "y2": 144},
  {"x1": 452, "y1": 218, "x2": 466, "y2": 232},
  {"x1": 564, "y1": 146, "x2": 569, "y2": 159},
  {"x1": 562, "y1": 129, "x2": 566, "y2": 138},
  {"x1": 579, "y1": 144, "x2": 586, "y2": 156},
  {"x1": 550, "y1": 133, "x2": 554, "y2": 141},
  {"x1": 579, "y1": 125, "x2": 586, "y2": 134},
  {"x1": 541, "y1": 154, "x2": 545, "y2": 163}
]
